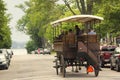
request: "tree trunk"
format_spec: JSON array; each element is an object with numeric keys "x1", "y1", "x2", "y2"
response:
[
  {"x1": 87, "y1": 0, "x2": 94, "y2": 14},
  {"x1": 63, "y1": 0, "x2": 94, "y2": 15},
  {"x1": 75, "y1": 0, "x2": 82, "y2": 14},
  {"x1": 80, "y1": 0, "x2": 86, "y2": 14},
  {"x1": 63, "y1": 0, "x2": 76, "y2": 15}
]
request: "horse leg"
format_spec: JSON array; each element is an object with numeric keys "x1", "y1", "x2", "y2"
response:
[
  {"x1": 75, "y1": 60, "x2": 78, "y2": 72},
  {"x1": 71, "y1": 60, "x2": 74, "y2": 72}
]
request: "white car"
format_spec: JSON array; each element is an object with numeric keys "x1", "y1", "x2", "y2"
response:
[
  {"x1": 7, "y1": 49, "x2": 13, "y2": 58},
  {"x1": 43, "y1": 48, "x2": 51, "y2": 55},
  {"x1": 110, "y1": 47, "x2": 120, "y2": 71},
  {"x1": 0, "y1": 49, "x2": 10, "y2": 69}
]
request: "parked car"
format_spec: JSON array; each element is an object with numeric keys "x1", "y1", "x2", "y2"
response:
[
  {"x1": 6, "y1": 49, "x2": 13, "y2": 58},
  {"x1": 35, "y1": 48, "x2": 44, "y2": 54},
  {"x1": 43, "y1": 48, "x2": 51, "y2": 55},
  {"x1": 0, "y1": 49, "x2": 10, "y2": 69},
  {"x1": 4, "y1": 49, "x2": 11, "y2": 64},
  {"x1": 110, "y1": 47, "x2": 120, "y2": 72},
  {"x1": 100, "y1": 45, "x2": 116, "y2": 67},
  {"x1": 40, "y1": 48, "x2": 44, "y2": 54}
]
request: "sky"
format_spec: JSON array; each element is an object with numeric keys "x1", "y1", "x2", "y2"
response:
[{"x1": 4, "y1": 0, "x2": 30, "y2": 43}]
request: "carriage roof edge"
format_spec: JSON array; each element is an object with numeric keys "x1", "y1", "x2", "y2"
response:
[{"x1": 51, "y1": 15, "x2": 104, "y2": 27}]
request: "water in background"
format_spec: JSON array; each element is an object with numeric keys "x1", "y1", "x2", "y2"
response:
[{"x1": 7, "y1": 49, "x2": 28, "y2": 55}]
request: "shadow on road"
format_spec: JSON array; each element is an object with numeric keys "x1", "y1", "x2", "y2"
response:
[
  {"x1": 102, "y1": 65, "x2": 110, "y2": 68},
  {"x1": 58, "y1": 72, "x2": 98, "y2": 78}
]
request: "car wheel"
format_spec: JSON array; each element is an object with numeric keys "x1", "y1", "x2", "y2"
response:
[
  {"x1": 101, "y1": 61, "x2": 104, "y2": 68},
  {"x1": 116, "y1": 64, "x2": 120, "y2": 72},
  {"x1": 4, "y1": 64, "x2": 9, "y2": 69}
]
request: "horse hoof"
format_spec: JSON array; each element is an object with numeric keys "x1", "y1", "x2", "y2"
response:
[
  {"x1": 79, "y1": 67, "x2": 81, "y2": 70},
  {"x1": 75, "y1": 70, "x2": 79, "y2": 73}
]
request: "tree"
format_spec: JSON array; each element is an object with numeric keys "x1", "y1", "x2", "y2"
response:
[
  {"x1": 17, "y1": 0, "x2": 120, "y2": 47},
  {"x1": 93, "y1": 0, "x2": 120, "y2": 44},
  {"x1": 17, "y1": 0, "x2": 59, "y2": 49},
  {"x1": 63, "y1": 0, "x2": 120, "y2": 34},
  {"x1": 25, "y1": 40, "x2": 37, "y2": 53},
  {"x1": 0, "y1": 0, "x2": 12, "y2": 48},
  {"x1": 62, "y1": 0, "x2": 102, "y2": 15}
]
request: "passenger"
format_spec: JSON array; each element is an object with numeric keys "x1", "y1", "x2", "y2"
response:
[
  {"x1": 88, "y1": 29, "x2": 96, "y2": 35},
  {"x1": 75, "y1": 25, "x2": 82, "y2": 36},
  {"x1": 67, "y1": 29, "x2": 76, "y2": 47},
  {"x1": 62, "y1": 31, "x2": 68, "y2": 44},
  {"x1": 59, "y1": 30, "x2": 65, "y2": 39},
  {"x1": 68, "y1": 29, "x2": 74, "y2": 35}
]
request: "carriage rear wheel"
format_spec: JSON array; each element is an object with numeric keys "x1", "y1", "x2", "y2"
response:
[
  {"x1": 94, "y1": 69, "x2": 99, "y2": 77},
  {"x1": 94, "y1": 66, "x2": 99, "y2": 77},
  {"x1": 55, "y1": 59, "x2": 59, "y2": 75},
  {"x1": 86, "y1": 65, "x2": 99, "y2": 77},
  {"x1": 61, "y1": 55, "x2": 66, "y2": 77}
]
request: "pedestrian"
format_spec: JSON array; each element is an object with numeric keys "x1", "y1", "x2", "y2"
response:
[{"x1": 37, "y1": 48, "x2": 40, "y2": 54}]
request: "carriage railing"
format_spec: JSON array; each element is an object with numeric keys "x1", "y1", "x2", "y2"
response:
[
  {"x1": 77, "y1": 34, "x2": 98, "y2": 43},
  {"x1": 53, "y1": 34, "x2": 99, "y2": 50},
  {"x1": 53, "y1": 33, "x2": 77, "y2": 52}
]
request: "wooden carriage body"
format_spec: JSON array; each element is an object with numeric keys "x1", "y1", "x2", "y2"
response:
[{"x1": 54, "y1": 34, "x2": 100, "y2": 65}]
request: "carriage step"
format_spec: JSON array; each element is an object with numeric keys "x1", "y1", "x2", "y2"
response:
[
  {"x1": 54, "y1": 56, "x2": 57, "y2": 57},
  {"x1": 53, "y1": 65, "x2": 61, "y2": 68},
  {"x1": 53, "y1": 61, "x2": 56, "y2": 63},
  {"x1": 53, "y1": 66, "x2": 57, "y2": 68},
  {"x1": 53, "y1": 59, "x2": 59, "y2": 63}
]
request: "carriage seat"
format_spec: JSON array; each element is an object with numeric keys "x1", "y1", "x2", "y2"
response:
[{"x1": 67, "y1": 32, "x2": 76, "y2": 48}]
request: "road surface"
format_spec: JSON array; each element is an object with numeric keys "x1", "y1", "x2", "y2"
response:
[{"x1": 0, "y1": 54, "x2": 120, "y2": 80}]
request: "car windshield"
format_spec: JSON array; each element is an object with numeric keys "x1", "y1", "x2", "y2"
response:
[{"x1": 101, "y1": 46, "x2": 116, "y2": 51}]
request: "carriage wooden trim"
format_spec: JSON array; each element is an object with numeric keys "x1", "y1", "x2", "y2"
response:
[
  {"x1": 54, "y1": 42, "x2": 63, "y2": 52},
  {"x1": 78, "y1": 34, "x2": 98, "y2": 43}
]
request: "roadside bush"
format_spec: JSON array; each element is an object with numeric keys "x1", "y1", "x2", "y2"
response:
[{"x1": 25, "y1": 40, "x2": 37, "y2": 54}]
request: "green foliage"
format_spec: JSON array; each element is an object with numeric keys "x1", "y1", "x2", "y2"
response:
[
  {"x1": 25, "y1": 40, "x2": 37, "y2": 53},
  {"x1": 17, "y1": 0, "x2": 120, "y2": 48},
  {"x1": 96, "y1": 0, "x2": 120, "y2": 38},
  {"x1": 17, "y1": 0, "x2": 60, "y2": 49},
  {"x1": 0, "y1": 0, "x2": 12, "y2": 48}
]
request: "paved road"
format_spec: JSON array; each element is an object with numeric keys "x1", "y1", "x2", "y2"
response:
[{"x1": 0, "y1": 54, "x2": 120, "y2": 80}]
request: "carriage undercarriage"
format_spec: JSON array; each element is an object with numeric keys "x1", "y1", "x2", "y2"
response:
[
  {"x1": 53, "y1": 36, "x2": 100, "y2": 77},
  {"x1": 54, "y1": 54, "x2": 99, "y2": 77}
]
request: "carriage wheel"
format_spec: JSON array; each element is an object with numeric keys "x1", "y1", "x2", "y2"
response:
[
  {"x1": 55, "y1": 59, "x2": 59, "y2": 75},
  {"x1": 92, "y1": 65, "x2": 99, "y2": 77},
  {"x1": 86, "y1": 65, "x2": 99, "y2": 77},
  {"x1": 61, "y1": 55, "x2": 66, "y2": 77},
  {"x1": 94, "y1": 68, "x2": 99, "y2": 77}
]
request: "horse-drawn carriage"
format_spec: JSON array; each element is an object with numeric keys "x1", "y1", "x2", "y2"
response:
[{"x1": 51, "y1": 15, "x2": 103, "y2": 77}]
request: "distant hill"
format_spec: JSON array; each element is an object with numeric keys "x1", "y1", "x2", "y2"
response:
[{"x1": 11, "y1": 41, "x2": 27, "y2": 49}]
